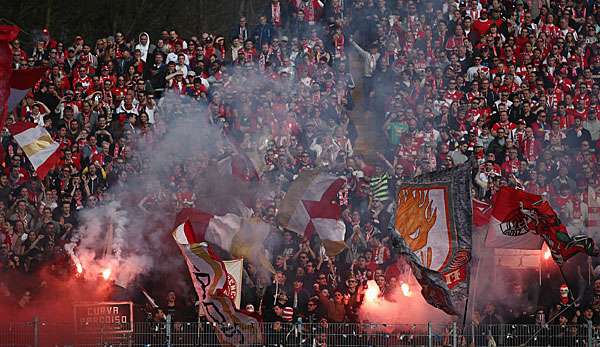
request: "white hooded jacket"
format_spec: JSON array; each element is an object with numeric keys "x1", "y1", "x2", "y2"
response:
[{"x1": 135, "y1": 32, "x2": 154, "y2": 62}]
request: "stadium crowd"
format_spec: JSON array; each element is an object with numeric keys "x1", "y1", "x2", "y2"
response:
[{"x1": 2, "y1": 0, "x2": 600, "y2": 331}]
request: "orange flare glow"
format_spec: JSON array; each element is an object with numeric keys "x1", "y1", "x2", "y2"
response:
[
  {"x1": 101, "y1": 268, "x2": 112, "y2": 280},
  {"x1": 364, "y1": 280, "x2": 380, "y2": 303},
  {"x1": 401, "y1": 283, "x2": 412, "y2": 297}
]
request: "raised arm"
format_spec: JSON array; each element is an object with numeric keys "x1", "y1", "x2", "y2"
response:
[{"x1": 349, "y1": 38, "x2": 368, "y2": 58}]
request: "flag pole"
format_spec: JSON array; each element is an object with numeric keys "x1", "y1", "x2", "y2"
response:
[{"x1": 104, "y1": 221, "x2": 114, "y2": 258}]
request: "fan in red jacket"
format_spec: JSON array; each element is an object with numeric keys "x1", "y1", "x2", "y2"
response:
[{"x1": 472, "y1": 9, "x2": 493, "y2": 36}]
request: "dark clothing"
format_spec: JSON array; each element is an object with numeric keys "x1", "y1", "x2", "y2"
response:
[
  {"x1": 565, "y1": 127, "x2": 592, "y2": 150},
  {"x1": 290, "y1": 289, "x2": 310, "y2": 316},
  {"x1": 230, "y1": 26, "x2": 250, "y2": 41},
  {"x1": 486, "y1": 138, "x2": 507, "y2": 164},
  {"x1": 114, "y1": 57, "x2": 133, "y2": 76},
  {"x1": 252, "y1": 23, "x2": 276, "y2": 47}
]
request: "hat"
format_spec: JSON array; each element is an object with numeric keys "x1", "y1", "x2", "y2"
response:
[
  {"x1": 281, "y1": 36, "x2": 289, "y2": 42},
  {"x1": 517, "y1": 119, "x2": 526, "y2": 125},
  {"x1": 42, "y1": 28, "x2": 49, "y2": 34},
  {"x1": 68, "y1": 46, "x2": 75, "y2": 52}
]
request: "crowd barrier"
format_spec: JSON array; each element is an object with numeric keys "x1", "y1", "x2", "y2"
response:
[{"x1": 0, "y1": 319, "x2": 598, "y2": 346}]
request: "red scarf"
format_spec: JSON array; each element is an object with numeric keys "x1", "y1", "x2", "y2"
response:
[{"x1": 272, "y1": 3, "x2": 281, "y2": 26}]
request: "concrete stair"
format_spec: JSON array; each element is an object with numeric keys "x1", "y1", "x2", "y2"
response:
[{"x1": 347, "y1": 53, "x2": 388, "y2": 165}]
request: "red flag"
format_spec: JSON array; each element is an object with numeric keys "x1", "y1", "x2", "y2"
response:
[
  {"x1": 8, "y1": 67, "x2": 47, "y2": 112},
  {"x1": 0, "y1": 26, "x2": 20, "y2": 130},
  {"x1": 472, "y1": 198, "x2": 491, "y2": 227},
  {"x1": 486, "y1": 187, "x2": 597, "y2": 264},
  {"x1": 485, "y1": 187, "x2": 545, "y2": 250}
]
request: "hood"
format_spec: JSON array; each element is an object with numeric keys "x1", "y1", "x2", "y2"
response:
[{"x1": 138, "y1": 32, "x2": 150, "y2": 45}]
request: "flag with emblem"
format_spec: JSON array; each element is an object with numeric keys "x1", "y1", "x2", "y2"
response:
[
  {"x1": 390, "y1": 162, "x2": 472, "y2": 315},
  {"x1": 223, "y1": 259, "x2": 243, "y2": 309},
  {"x1": 276, "y1": 170, "x2": 347, "y2": 256},
  {"x1": 8, "y1": 121, "x2": 61, "y2": 179},
  {"x1": 486, "y1": 187, "x2": 598, "y2": 265},
  {"x1": 172, "y1": 222, "x2": 261, "y2": 346}
]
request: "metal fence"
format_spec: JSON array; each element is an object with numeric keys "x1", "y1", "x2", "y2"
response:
[{"x1": 0, "y1": 320, "x2": 598, "y2": 347}]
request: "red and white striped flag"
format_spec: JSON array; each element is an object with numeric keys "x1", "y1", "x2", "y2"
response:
[{"x1": 8, "y1": 121, "x2": 61, "y2": 179}]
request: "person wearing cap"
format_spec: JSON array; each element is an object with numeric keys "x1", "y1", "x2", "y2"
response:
[
  {"x1": 40, "y1": 28, "x2": 58, "y2": 49},
  {"x1": 63, "y1": 46, "x2": 78, "y2": 75}
]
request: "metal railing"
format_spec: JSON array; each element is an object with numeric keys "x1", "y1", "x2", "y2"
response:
[{"x1": 0, "y1": 320, "x2": 598, "y2": 347}]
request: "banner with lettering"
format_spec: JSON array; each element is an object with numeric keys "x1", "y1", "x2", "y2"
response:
[
  {"x1": 173, "y1": 222, "x2": 261, "y2": 347},
  {"x1": 73, "y1": 302, "x2": 133, "y2": 333}
]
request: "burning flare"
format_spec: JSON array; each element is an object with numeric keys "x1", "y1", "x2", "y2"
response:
[
  {"x1": 401, "y1": 282, "x2": 412, "y2": 297},
  {"x1": 101, "y1": 268, "x2": 112, "y2": 280},
  {"x1": 543, "y1": 245, "x2": 551, "y2": 260},
  {"x1": 364, "y1": 280, "x2": 381, "y2": 303},
  {"x1": 76, "y1": 262, "x2": 83, "y2": 274}
]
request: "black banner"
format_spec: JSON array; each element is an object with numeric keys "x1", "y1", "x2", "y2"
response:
[{"x1": 74, "y1": 302, "x2": 133, "y2": 333}]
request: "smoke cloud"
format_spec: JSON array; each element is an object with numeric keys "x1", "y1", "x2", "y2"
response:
[{"x1": 359, "y1": 278, "x2": 451, "y2": 325}]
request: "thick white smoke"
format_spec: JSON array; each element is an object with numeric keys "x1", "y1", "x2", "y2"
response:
[{"x1": 359, "y1": 277, "x2": 451, "y2": 325}]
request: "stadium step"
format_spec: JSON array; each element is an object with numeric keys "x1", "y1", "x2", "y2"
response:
[{"x1": 348, "y1": 53, "x2": 387, "y2": 165}]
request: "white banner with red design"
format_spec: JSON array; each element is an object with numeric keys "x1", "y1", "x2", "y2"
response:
[
  {"x1": 172, "y1": 222, "x2": 261, "y2": 346},
  {"x1": 223, "y1": 259, "x2": 243, "y2": 309}
]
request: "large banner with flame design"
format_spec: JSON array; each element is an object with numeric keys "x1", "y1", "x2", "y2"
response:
[{"x1": 391, "y1": 162, "x2": 472, "y2": 316}]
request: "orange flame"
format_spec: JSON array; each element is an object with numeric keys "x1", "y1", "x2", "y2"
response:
[{"x1": 364, "y1": 280, "x2": 380, "y2": 303}]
